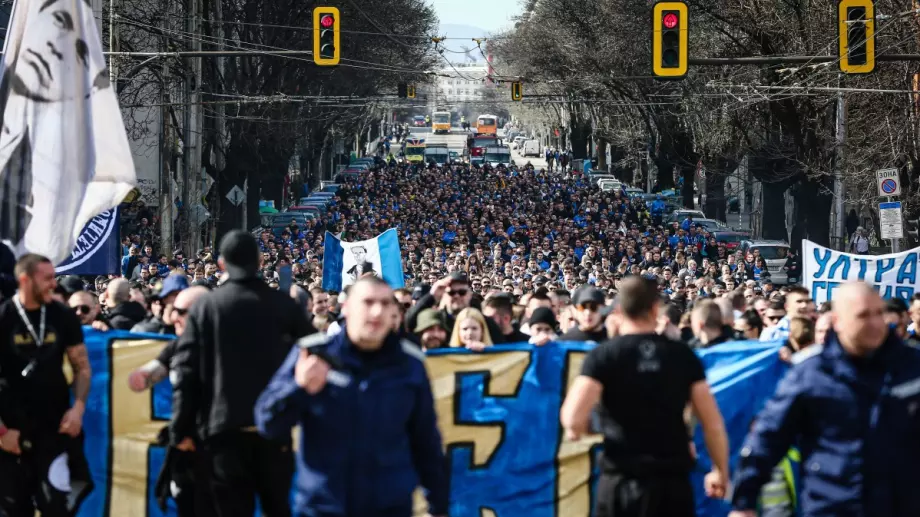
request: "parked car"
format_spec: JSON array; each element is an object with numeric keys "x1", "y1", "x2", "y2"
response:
[
  {"x1": 740, "y1": 240, "x2": 791, "y2": 284},
  {"x1": 666, "y1": 209, "x2": 706, "y2": 224},
  {"x1": 690, "y1": 218, "x2": 728, "y2": 232},
  {"x1": 711, "y1": 230, "x2": 750, "y2": 251}
]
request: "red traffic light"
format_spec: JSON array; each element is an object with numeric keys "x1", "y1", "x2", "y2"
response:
[
  {"x1": 320, "y1": 14, "x2": 335, "y2": 28},
  {"x1": 662, "y1": 12, "x2": 679, "y2": 29}
]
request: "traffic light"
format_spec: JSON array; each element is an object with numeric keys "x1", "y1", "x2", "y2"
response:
[
  {"x1": 313, "y1": 7, "x2": 340, "y2": 66},
  {"x1": 511, "y1": 81, "x2": 523, "y2": 101},
  {"x1": 652, "y1": 2, "x2": 688, "y2": 79},
  {"x1": 908, "y1": 218, "x2": 920, "y2": 242},
  {"x1": 407, "y1": 85, "x2": 416, "y2": 99},
  {"x1": 839, "y1": 0, "x2": 875, "y2": 74},
  {"x1": 398, "y1": 82, "x2": 408, "y2": 98}
]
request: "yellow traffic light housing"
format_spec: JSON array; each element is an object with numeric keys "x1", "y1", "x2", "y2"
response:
[
  {"x1": 407, "y1": 85, "x2": 416, "y2": 99},
  {"x1": 313, "y1": 7, "x2": 340, "y2": 66},
  {"x1": 511, "y1": 81, "x2": 523, "y2": 101},
  {"x1": 652, "y1": 2, "x2": 688, "y2": 79},
  {"x1": 839, "y1": 0, "x2": 875, "y2": 74}
]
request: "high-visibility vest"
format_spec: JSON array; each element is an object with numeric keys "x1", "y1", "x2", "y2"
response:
[{"x1": 758, "y1": 448, "x2": 801, "y2": 517}]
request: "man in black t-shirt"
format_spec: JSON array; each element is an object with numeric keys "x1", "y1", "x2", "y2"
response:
[
  {"x1": 0, "y1": 253, "x2": 92, "y2": 517},
  {"x1": 560, "y1": 276, "x2": 730, "y2": 517}
]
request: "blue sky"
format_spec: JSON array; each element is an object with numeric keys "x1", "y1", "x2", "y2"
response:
[{"x1": 429, "y1": 0, "x2": 520, "y2": 34}]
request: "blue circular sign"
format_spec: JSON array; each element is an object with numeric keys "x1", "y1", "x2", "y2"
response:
[{"x1": 881, "y1": 178, "x2": 898, "y2": 194}]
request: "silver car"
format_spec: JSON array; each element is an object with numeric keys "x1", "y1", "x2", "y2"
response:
[{"x1": 740, "y1": 240, "x2": 791, "y2": 284}]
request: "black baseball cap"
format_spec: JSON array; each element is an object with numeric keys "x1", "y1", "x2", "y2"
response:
[
  {"x1": 448, "y1": 271, "x2": 469, "y2": 285},
  {"x1": 219, "y1": 230, "x2": 260, "y2": 279},
  {"x1": 57, "y1": 276, "x2": 85, "y2": 296},
  {"x1": 572, "y1": 285, "x2": 605, "y2": 306}
]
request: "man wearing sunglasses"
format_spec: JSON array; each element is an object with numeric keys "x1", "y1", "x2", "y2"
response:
[
  {"x1": 126, "y1": 285, "x2": 211, "y2": 517},
  {"x1": 406, "y1": 271, "x2": 503, "y2": 344},
  {"x1": 68, "y1": 291, "x2": 100, "y2": 326},
  {"x1": 559, "y1": 285, "x2": 609, "y2": 343}
]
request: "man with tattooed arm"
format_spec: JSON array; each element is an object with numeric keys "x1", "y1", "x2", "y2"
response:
[{"x1": 0, "y1": 253, "x2": 92, "y2": 516}]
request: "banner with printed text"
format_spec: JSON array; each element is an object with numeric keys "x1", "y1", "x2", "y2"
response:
[
  {"x1": 803, "y1": 239, "x2": 920, "y2": 303},
  {"x1": 77, "y1": 331, "x2": 786, "y2": 517}
]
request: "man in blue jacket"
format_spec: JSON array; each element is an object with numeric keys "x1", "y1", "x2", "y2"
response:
[
  {"x1": 731, "y1": 282, "x2": 920, "y2": 517},
  {"x1": 255, "y1": 276, "x2": 449, "y2": 517}
]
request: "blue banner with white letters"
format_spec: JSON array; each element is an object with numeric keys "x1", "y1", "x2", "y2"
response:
[
  {"x1": 55, "y1": 208, "x2": 121, "y2": 275},
  {"x1": 804, "y1": 239, "x2": 920, "y2": 303},
  {"x1": 78, "y1": 330, "x2": 785, "y2": 517}
]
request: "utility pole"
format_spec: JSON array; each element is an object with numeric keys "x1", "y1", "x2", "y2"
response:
[
  {"x1": 834, "y1": 78, "x2": 847, "y2": 251},
  {"x1": 213, "y1": 0, "x2": 228, "y2": 239},
  {"x1": 186, "y1": 0, "x2": 204, "y2": 253},
  {"x1": 159, "y1": 44, "x2": 173, "y2": 253}
]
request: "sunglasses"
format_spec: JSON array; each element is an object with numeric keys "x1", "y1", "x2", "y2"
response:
[
  {"x1": 73, "y1": 305, "x2": 91, "y2": 315},
  {"x1": 577, "y1": 303, "x2": 601, "y2": 312},
  {"x1": 447, "y1": 289, "x2": 469, "y2": 297}
]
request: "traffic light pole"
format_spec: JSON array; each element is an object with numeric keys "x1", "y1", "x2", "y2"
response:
[{"x1": 834, "y1": 76, "x2": 848, "y2": 252}]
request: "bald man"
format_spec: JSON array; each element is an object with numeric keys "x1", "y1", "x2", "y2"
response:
[
  {"x1": 124, "y1": 286, "x2": 213, "y2": 517},
  {"x1": 105, "y1": 278, "x2": 147, "y2": 330},
  {"x1": 128, "y1": 286, "x2": 210, "y2": 393},
  {"x1": 731, "y1": 282, "x2": 920, "y2": 517}
]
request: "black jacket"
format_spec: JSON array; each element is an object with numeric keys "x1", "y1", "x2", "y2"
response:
[
  {"x1": 108, "y1": 301, "x2": 148, "y2": 330},
  {"x1": 132, "y1": 316, "x2": 174, "y2": 335},
  {"x1": 0, "y1": 242, "x2": 16, "y2": 300},
  {"x1": 169, "y1": 276, "x2": 314, "y2": 445}
]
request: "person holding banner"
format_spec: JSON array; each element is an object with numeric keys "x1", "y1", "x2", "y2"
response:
[
  {"x1": 561, "y1": 277, "x2": 729, "y2": 517},
  {"x1": 731, "y1": 282, "x2": 920, "y2": 517}
]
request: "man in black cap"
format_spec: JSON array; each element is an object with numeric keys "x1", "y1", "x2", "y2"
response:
[
  {"x1": 133, "y1": 274, "x2": 190, "y2": 334},
  {"x1": 407, "y1": 272, "x2": 503, "y2": 343},
  {"x1": 170, "y1": 230, "x2": 314, "y2": 516},
  {"x1": 559, "y1": 285, "x2": 609, "y2": 342}
]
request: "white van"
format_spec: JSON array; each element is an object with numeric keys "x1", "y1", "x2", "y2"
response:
[{"x1": 522, "y1": 140, "x2": 540, "y2": 157}]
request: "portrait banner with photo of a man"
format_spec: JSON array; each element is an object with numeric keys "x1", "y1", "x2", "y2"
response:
[{"x1": 321, "y1": 228, "x2": 405, "y2": 291}]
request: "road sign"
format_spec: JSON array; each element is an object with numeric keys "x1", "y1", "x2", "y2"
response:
[
  {"x1": 226, "y1": 185, "x2": 245, "y2": 206},
  {"x1": 877, "y1": 168, "x2": 901, "y2": 196},
  {"x1": 879, "y1": 201, "x2": 904, "y2": 239}
]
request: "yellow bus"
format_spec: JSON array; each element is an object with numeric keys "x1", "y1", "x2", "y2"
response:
[
  {"x1": 404, "y1": 137, "x2": 426, "y2": 163},
  {"x1": 432, "y1": 111, "x2": 451, "y2": 134},
  {"x1": 476, "y1": 114, "x2": 497, "y2": 136}
]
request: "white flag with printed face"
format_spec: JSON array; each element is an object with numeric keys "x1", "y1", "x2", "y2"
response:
[{"x1": 0, "y1": 0, "x2": 136, "y2": 264}]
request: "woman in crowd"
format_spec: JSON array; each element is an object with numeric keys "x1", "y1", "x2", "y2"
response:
[
  {"x1": 734, "y1": 309, "x2": 764, "y2": 340},
  {"x1": 448, "y1": 307, "x2": 494, "y2": 351}
]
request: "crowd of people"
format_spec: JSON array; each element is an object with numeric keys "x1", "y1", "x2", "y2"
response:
[{"x1": 4, "y1": 152, "x2": 920, "y2": 517}]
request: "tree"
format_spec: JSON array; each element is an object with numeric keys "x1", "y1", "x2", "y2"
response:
[{"x1": 111, "y1": 0, "x2": 439, "y2": 245}]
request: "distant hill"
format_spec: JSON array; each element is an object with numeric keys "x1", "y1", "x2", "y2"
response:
[{"x1": 437, "y1": 23, "x2": 490, "y2": 63}]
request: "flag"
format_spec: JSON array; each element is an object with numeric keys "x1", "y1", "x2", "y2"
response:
[
  {"x1": 0, "y1": 0, "x2": 135, "y2": 264},
  {"x1": 322, "y1": 228, "x2": 404, "y2": 291},
  {"x1": 55, "y1": 206, "x2": 120, "y2": 275}
]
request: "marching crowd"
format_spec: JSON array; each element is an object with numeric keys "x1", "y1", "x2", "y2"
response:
[{"x1": 0, "y1": 157, "x2": 919, "y2": 517}]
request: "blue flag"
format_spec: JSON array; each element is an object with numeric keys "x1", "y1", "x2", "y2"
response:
[
  {"x1": 55, "y1": 207, "x2": 121, "y2": 275},
  {"x1": 322, "y1": 228, "x2": 404, "y2": 291}
]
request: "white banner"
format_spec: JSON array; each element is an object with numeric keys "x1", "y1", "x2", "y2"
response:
[{"x1": 804, "y1": 239, "x2": 919, "y2": 303}]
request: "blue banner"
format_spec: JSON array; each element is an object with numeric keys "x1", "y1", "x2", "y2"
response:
[
  {"x1": 78, "y1": 330, "x2": 785, "y2": 517},
  {"x1": 55, "y1": 208, "x2": 121, "y2": 275}
]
